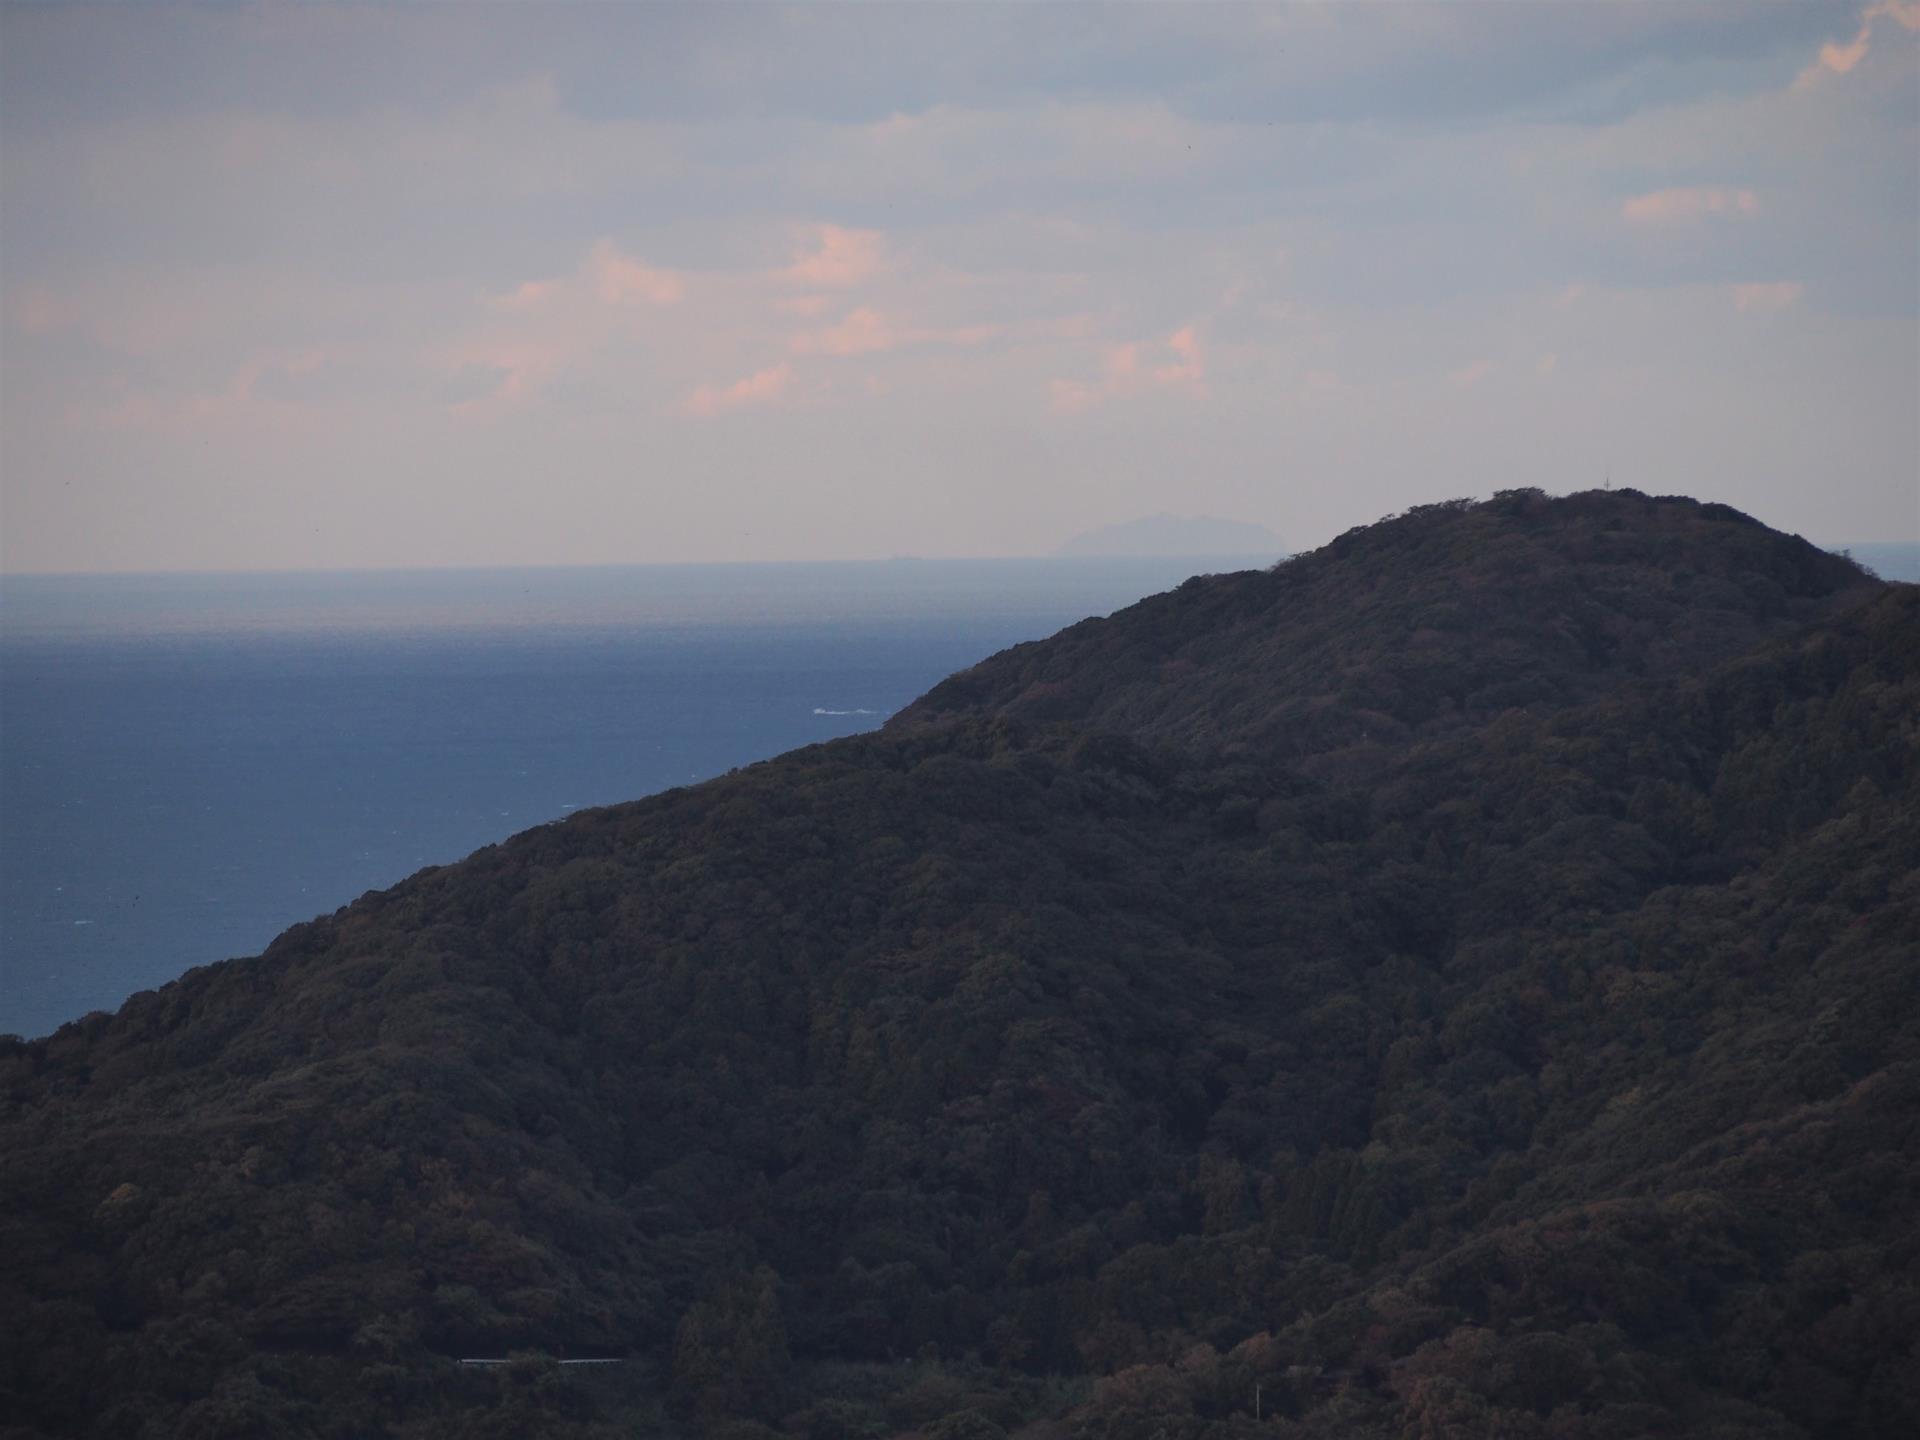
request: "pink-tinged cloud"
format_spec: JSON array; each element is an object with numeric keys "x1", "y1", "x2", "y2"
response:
[
  {"x1": 1048, "y1": 378, "x2": 1102, "y2": 415},
  {"x1": 588, "y1": 240, "x2": 683, "y2": 306},
  {"x1": 1153, "y1": 326, "x2": 1204, "y2": 386},
  {"x1": 1622, "y1": 187, "x2": 1759, "y2": 224},
  {"x1": 790, "y1": 308, "x2": 1003, "y2": 358},
  {"x1": 92, "y1": 348, "x2": 333, "y2": 433},
  {"x1": 442, "y1": 339, "x2": 567, "y2": 415},
  {"x1": 459, "y1": 240, "x2": 682, "y2": 414},
  {"x1": 1450, "y1": 360, "x2": 1494, "y2": 390},
  {"x1": 499, "y1": 279, "x2": 559, "y2": 310},
  {"x1": 4, "y1": 282, "x2": 213, "y2": 356},
  {"x1": 775, "y1": 294, "x2": 833, "y2": 318},
  {"x1": 1796, "y1": 2, "x2": 1920, "y2": 86},
  {"x1": 784, "y1": 225, "x2": 885, "y2": 289},
  {"x1": 681, "y1": 362, "x2": 794, "y2": 418},
  {"x1": 1050, "y1": 324, "x2": 1205, "y2": 412},
  {"x1": 496, "y1": 242, "x2": 682, "y2": 312},
  {"x1": 1732, "y1": 282, "x2": 1805, "y2": 313},
  {"x1": 792, "y1": 307, "x2": 899, "y2": 357},
  {"x1": 1817, "y1": 31, "x2": 1873, "y2": 75}
]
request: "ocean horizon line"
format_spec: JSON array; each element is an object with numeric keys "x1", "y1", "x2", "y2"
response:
[{"x1": 0, "y1": 549, "x2": 1292, "y2": 584}]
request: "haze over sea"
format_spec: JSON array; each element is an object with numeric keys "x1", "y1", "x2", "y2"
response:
[{"x1": 0, "y1": 557, "x2": 1266, "y2": 1039}]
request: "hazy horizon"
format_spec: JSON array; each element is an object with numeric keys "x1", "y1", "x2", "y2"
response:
[
  {"x1": 3, "y1": 3, "x2": 1916, "y2": 573},
  {"x1": 1, "y1": 538, "x2": 1294, "y2": 581},
  {"x1": 1, "y1": 500, "x2": 1909, "y2": 579}
]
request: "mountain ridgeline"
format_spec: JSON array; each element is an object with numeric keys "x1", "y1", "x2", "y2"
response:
[{"x1": 3, "y1": 489, "x2": 1916, "y2": 1440}]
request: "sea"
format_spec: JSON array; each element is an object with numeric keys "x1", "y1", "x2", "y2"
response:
[{"x1": 0, "y1": 557, "x2": 1267, "y2": 1039}]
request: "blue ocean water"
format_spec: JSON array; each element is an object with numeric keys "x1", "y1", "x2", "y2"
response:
[{"x1": 0, "y1": 557, "x2": 1268, "y2": 1038}]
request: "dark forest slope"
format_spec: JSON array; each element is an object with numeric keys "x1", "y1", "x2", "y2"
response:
[
  {"x1": 2, "y1": 490, "x2": 1915, "y2": 1440},
  {"x1": 896, "y1": 490, "x2": 1866, "y2": 768}
]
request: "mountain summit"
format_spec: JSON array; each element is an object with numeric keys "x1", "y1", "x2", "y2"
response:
[{"x1": 4, "y1": 490, "x2": 1913, "y2": 1440}]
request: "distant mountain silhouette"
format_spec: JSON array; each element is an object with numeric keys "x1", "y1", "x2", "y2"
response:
[
  {"x1": 4, "y1": 489, "x2": 1914, "y2": 1440},
  {"x1": 1055, "y1": 511, "x2": 1285, "y2": 557}
]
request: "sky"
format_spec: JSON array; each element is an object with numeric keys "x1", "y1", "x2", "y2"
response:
[{"x1": 1, "y1": 1, "x2": 1915, "y2": 574}]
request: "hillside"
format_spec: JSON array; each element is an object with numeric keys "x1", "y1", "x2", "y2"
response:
[
  {"x1": 2, "y1": 490, "x2": 1915, "y2": 1440},
  {"x1": 904, "y1": 491, "x2": 1866, "y2": 762}
]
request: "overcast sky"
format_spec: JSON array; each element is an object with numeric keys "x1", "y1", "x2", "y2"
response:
[{"x1": 2, "y1": 1, "x2": 1915, "y2": 573}]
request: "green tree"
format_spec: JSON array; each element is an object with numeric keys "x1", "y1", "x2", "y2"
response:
[{"x1": 672, "y1": 1266, "x2": 790, "y2": 1425}]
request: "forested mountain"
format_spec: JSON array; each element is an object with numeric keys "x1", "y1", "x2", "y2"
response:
[{"x1": 3, "y1": 489, "x2": 1915, "y2": 1440}]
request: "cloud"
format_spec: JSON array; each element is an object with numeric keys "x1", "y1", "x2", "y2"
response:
[
  {"x1": 4, "y1": 273, "x2": 247, "y2": 357},
  {"x1": 498, "y1": 279, "x2": 559, "y2": 311},
  {"x1": 441, "y1": 239, "x2": 683, "y2": 412},
  {"x1": 1797, "y1": 1, "x2": 1920, "y2": 86},
  {"x1": 439, "y1": 338, "x2": 567, "y2": 414},
  {"x1": 1050, "y1": 324, "x2": 1205, "y2": 412},
  {"x1": 499, "y1": 240, "x2": 682, "y2": 313},
  {"x1": 589, "y1": 241, "x2": 684, "y2": 306},
  {"x1": 435, "y1": 224, "x2": 1027, "y2": 423},
  {"x1": 774, "y1": 293, "x2": 833, "y2": 318},
  {"x1": 680, "y1": 361, "x2": 793, "y2": 418},
  {"x1": 1732, "y1": 281, "x2": 1805, "y2": 312},
  {"x1": 783, "y1": 224, "x2": 885, "y2": 288},
  {"x1": 1048, "y1": 378, "x2": 1102, "y2": 414},
  {"x1": 1815, "y1": 30, "x2": 1873, "y2": 77},
  {"x1": 1153, "y1": 326, "x2": 1204, "y2": 386},
  {"x1": 6, "y1": 7, "x2": 1917, "y2": 572},
  {"x1": 791, "y1": 307, "x2": 900, "y2": 357},
  {"x1": 83, "y1": 343, "x2": 345, "y2": 433},
  {"x1": 1621, "y1": 187, "x2": 1759, "y2": 224},
  {"x1": 1450, "y1": 360, "x2": 1495, "y2": 389},
  {"x1": 789, "y1": 306, "x2": 1001, "y2": 358},
  {"x1": 845, "y1": 99, "x2": 1236, "y2": 198}
]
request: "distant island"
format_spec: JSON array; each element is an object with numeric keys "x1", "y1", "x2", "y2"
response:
[{"x1": 1055, "y1": 511, "x2": 1286, "y2": 558}]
